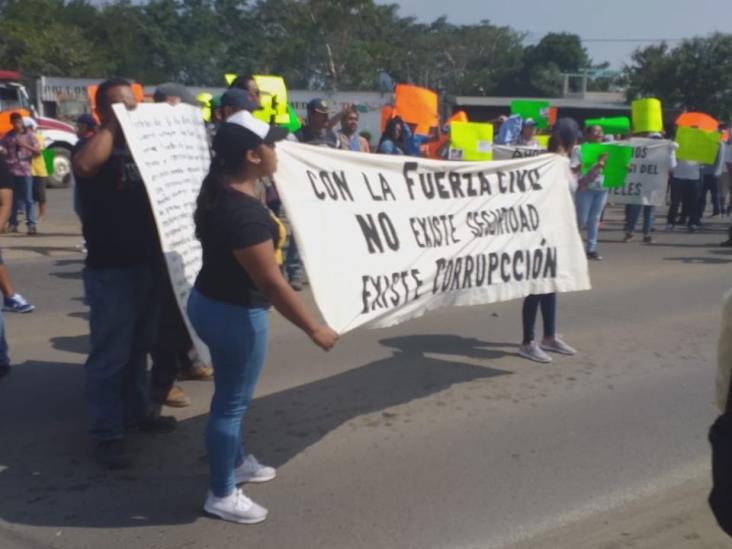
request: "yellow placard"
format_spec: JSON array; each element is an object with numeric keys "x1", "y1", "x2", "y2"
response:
[
  {"x1": 631, "y1": 98, "x2": 663, "y2": 133},
  {"x1": 675, "y1": 126, "x2": 721, "y2": 164},
  {"x1": 253, "y1": 75, "x2": 289, "y2": 125},
  {"x1": 224, "y1": 73, "x2": 237, "y2": 86},
  {"x1": 196, "y1": 92, "x2": 213, "y2": 122},
  {"x1": 449, "y1": 122, "x2": 494, "y2": 161},
  {"x1": 535, "y1": 135, "x2": 549, "y2": 148}
]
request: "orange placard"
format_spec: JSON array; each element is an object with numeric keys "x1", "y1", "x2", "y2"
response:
[
  {"x1": 447, "y1": 111, "x2": 468, "y2": 125},
  {"x1": 87, "y1": 83, "x2": 145, "y2": 121},
  {"x1": 675, "y1": 112, "x2": 719, "y2": 132},
  {"x1": 380, "y1": 105, "x2": 395, "y2": 132},
  {"x1": 393, "y1": 84, "x2": 438, "y2": 131},
  {"x1": 548, "y1": 106, "x2": 558, "y2": 127},
  {"x1": 0, "y1": 109, "x2": 31, "y2": 135}
]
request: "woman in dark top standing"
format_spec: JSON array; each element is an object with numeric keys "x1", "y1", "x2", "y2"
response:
[
  {"x1": 518, "y1": 118, "x2": 580, "y2": 363},
  {"x1": 188, "y1": 111, "x2": 338, "y2": 524}
]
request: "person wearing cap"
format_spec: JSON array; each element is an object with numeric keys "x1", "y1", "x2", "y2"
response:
[
  {"x1": 295, "y1": 98, "x2": 342, "y2": 149},
  {"x1": 517, "y1": 117, "x2": 578, "y2": 363},
  {"x1": 571, "y1": 124, "x2": 609, "y2": 260},
  {"x1": 153, "y1": 82, "x2": 198, "y2": 106},
  {"x1": 0, "y1": 112, "x2": 39, "y2": 234},
  {"x1": 23, "y1": 117, "x2": 49, "y2": 224},
  {"x1": 188, "y1": 111, "x2": 338, "y2": 524},
  {"x1": 221, "y1": 88, "x2": 260, "y2": 121},
  {"x1": 72, "y1": 78, "x2": 176, "y2": 470},
  {"x1": 513, "y1": 118, "x2": 539, "y2": 147}
]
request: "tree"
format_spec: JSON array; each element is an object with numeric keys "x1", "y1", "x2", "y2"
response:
[
  {"x1": 514, "y1": 32, "x2": 590, "y2": 96},
  {"x1": 624, "y1": 33, "x2": 732, "y2": 121}
]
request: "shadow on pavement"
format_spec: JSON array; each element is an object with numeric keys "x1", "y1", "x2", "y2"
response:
[
  {"x1": 50, "y1": 335, "x2": 89, "y2": 355},
  {"x1": 0, "y1": 335, "x2": 511, "y2": 529},
  {"x1": 663, "y1": 256, "x2": 732, "y2": 265}
]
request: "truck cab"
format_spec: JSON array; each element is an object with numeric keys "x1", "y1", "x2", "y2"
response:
[{"x1": 0, "y1": 70, "x2": 78, "y2": 187}]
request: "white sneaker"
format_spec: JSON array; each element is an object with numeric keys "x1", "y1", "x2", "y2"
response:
[
  {"x1": 518, "y1": 341, "x2": 552, "y2": 363},
  {"x1": 203, "y1": 489, "x2": 268, "y2": 524},
  {"x1": 541, "y1": 337, "x2": 577, "y2": 356},
  {"x1": 234, "y1": 454, "x2": 276, "y2": 484}
]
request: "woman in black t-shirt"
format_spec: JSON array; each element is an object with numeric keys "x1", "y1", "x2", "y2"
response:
[{"x1": 188, "y1": 112, "x2": 338, "y2": 525}]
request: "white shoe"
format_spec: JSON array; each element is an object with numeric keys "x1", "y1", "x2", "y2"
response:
[
  {"x1": 203, "y1": 489, "x2": 268, "y2": 524},
  {"x1": 235, "y1": 454, "x2": 276, "y2": 484},
  {"x1": 541, "y1": 337, "x2": 577, "y2": 356},
  {"x1": 518, "y1": 341, "x2": 552, "y2": 363}
]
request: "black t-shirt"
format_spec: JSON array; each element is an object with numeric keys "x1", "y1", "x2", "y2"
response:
[
  {"x1": 74, "y1": 145, "x2": 160, "y2": 269},
  {"x1": 194, "y1": 187, "x2": 282, "y2": 308}
]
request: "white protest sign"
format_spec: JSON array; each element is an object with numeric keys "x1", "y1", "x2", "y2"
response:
[
  {"x1": 493, "y1": 145, "x2": 546, "y2": 160},
  {"x1": 607, "y1": 138, "x2": 673, "y2": 206},
  {"x1": 274, "y1": 143, "x2": 591, "y2": 334},
  {"x1": 112, "y1": 103, "x2": 210, "y2": 362}
]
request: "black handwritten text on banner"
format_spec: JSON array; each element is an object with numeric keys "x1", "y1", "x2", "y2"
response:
[{"x1": 274, "y1": 142, "x2": 591, "y2": 334}]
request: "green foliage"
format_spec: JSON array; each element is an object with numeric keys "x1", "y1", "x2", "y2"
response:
[{"x1": 624, "y1": 33, "x2": 732, "y2": 121}]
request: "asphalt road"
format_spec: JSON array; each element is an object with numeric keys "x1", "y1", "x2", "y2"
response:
[{"x1": 0, "y1": 187, "x2": 730, "y2": 549}]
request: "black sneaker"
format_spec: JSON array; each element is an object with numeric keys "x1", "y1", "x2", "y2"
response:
[
  {"x1": 129, "y1": 415, "x2": 177, "y2": 434},
  {"x1": 95, "y1": 439, "x2": 131, "y2": 470},
  {"x1": 586, "y1": 251, "x2": 603, "y2": 261},
  {"x1": 0, "y1": 364, "x2": 10, "y2": 378}
]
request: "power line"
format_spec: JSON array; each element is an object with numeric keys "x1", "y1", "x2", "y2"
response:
[{"x1": 580, "y1": 38, "x2": 686, "y2": 43}]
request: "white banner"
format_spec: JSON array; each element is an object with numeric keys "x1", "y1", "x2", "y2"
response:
[
  {"x1": 607, "y1": 138, "x2": 673, "y2": 206},
  {"x1": 112, "y1": 103, "x2": 211, "y2": 362},
  {"x1": 274, "y1": 142, "x2": 591, "y2": 334},
  {"x1": 493, "y1": 145, "x2": 547, "y2": 160}
]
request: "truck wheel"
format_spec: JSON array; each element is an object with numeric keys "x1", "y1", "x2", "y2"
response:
[{"x1": 47, "y1": 147, "x2": 72, "y2": 188}]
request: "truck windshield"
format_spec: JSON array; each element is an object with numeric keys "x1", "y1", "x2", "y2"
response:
[{"x1": 0, "y1": 85, "x2": 32, "y2": 111}]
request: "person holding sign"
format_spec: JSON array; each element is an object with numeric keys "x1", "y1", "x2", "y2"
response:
[
  {"x1": 188, "y1": 111, "x2": 338, "y2": 524},
  {"x1": 512, "y1": 118, "x2": 539, "y2": 147},
  {"x1": 572, "y1": 125, "x2": 608, "y2": 260},
  {"x1": 378, "y1": 116, "x2": 410, "y2": 155},
  {"x1": 519, "y1": 118, "x2": 579, "y2": 363},
  {"x1": 72, "y1": 79, "x2": 176, "y2": 470},
  {"x1": 666, "y1": 150, "x2": 702, "y2": 232}
]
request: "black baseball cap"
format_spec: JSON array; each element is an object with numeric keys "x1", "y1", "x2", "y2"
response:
[
  {"x1": 221, "y1": 88, "x2": 259, "y2": 112},
  {"x1": 307, "y1": 98, "x2": 330, "y2": 114},
  {"x1": 213, "y1": 111, "x2": 288, "y2": 160}
]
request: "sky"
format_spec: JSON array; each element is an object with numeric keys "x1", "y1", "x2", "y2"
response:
[{"x1": 375, "y1": 0, "x2": 728, "y2": 69}]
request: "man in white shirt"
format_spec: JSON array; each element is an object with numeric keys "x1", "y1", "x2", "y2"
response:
[{"x1": 667, "y1": 157, "x2": 702, "y2": 232}]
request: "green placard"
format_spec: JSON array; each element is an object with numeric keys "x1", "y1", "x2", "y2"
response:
[
  {"x1": 584, "y1": 117, "x2": 630, "y2": 136},
  {"x1": 580, "y1": 143, "x2": 633, "y2": 188},
  {"x1": 282, "y1": 104, "x2": 301, "y2": 133},
  {"x1": 42, "y1": 149, "x2": 55, "y2": 176},
  {"x1": 675, "y1": 126, "x2": 721, "y2": 164},
  {"x1": 510, "y1": 100, "x2": 550, "y2": 129}
]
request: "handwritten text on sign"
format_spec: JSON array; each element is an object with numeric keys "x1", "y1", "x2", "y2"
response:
[
  {"x1": 274, "y1": 143, "x2": 591, "y2": 334},
  {"x1": 112, "y1": 103, "x2": 211, "y2": 361}
]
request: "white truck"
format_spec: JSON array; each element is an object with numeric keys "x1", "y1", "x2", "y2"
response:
[{"x1": 0, "y1": 70, "x2": 77, "y2": 187}]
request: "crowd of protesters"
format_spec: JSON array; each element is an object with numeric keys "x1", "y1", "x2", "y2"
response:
[{"x1": 1, "y1": 75, "x2": 731, "y2": 525}]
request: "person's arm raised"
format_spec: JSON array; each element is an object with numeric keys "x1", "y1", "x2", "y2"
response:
[
  {"x1": 233, "y1": 241, "x2": 338, "y2": 351},
  {"x1": 72, "y1": 116, "x2": 118, "y2": 179}
]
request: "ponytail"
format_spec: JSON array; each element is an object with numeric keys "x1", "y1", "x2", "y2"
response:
[{"x1": 194, "y1": 155, "x2": 241, "y2": 240}]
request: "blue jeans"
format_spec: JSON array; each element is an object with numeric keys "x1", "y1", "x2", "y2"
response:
[
  {"x1": 10, "y1": 175, "x2": 36, "y2": 228},
  {"x1": 0, "y1": 307, "x2": 9, "y2": 366},
  {"x1": 575, "y1": 189, "x2": 608, "y2": 253},
  {"x1": 83, "y1": 260, "x2": 162, "y2": 441},
  {"x1": 625, "y1": 205, "x2": 655, "y2": 235},
  {"x1": 522, "y1": 293, "x2": 556, "y2": 344},
  {"x1": 187, "y1": 289, "x2": 269, "y2": 498},
  {"x1": 284, "y1": 236, "x2": 302, "y2": 282}
]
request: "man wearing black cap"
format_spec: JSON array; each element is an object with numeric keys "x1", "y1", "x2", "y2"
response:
[
  {"x1": 295, "y1": 98, "x2": 342, "y2": 149},
  {"x1": 513, "y1": 118, "x2": 539, "y2": 147},
  {"x1": 221, "y1": 88, "x2": 260, "y2": 121}
]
